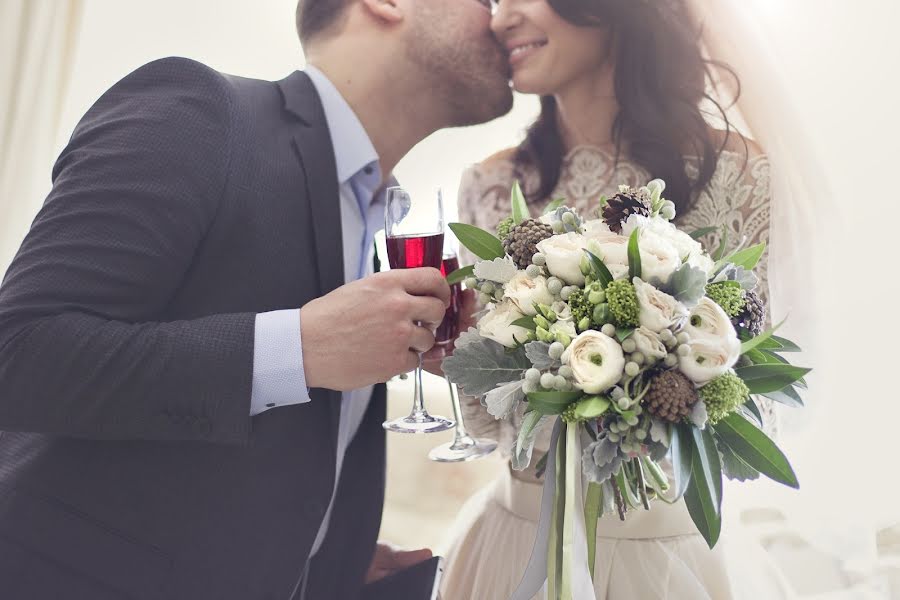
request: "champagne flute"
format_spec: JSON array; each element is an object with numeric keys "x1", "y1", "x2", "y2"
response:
[
  {"x1": 383, "y1": 187, "x2": 454, "y2": 434},
  {"x1": 429, "y1": 251, "x2": 498, "y2": 461}
]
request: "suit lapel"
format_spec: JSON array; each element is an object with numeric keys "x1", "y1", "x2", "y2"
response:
[{"x1": 277, "y1": 70, "x2": 344, "y2": 437}]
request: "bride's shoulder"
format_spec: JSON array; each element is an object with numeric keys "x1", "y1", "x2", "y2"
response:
[
  {"x1": 708, "y1": 129, "x2": 769, "y2": 164},
  {"x1": 465, "y1": 147, "x2": 519, "y2": 180}
]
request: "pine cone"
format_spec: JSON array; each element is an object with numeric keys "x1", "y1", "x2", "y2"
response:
[
  {"x1": 733, "y1": 290, "x2": 767, "y2": 336},
  {"x1": 644, "y1": 370, "x2": 698, "y2": 423},
  {"x1": 602, "y1": 188, "x2": 652, "y2": 233},
  {"x1": 503, "y1": 219, "x2": 554, "y2": 269}
]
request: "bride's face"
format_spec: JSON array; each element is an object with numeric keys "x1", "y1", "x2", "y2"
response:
[{"x1": 491, "y1": 0, "x2": 611, "y2": 95}]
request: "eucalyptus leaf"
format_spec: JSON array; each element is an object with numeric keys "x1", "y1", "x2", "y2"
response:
[
  {"x1": 761, "y1": 386, "x2": 804, "y2": 408},
  {"x1": 669, "y1": 424, "x2": 693, "y2": 501},
  {"x1": 684, "y1": 427, "x2": 723, "y2": 548},
  {"x1": 713, "y1": 226, "x2": 729, "y2": 262},
  {"x1": 448, "y1": 223, "x2": 505, "y2": 261},
  {"x1": 512, "y1": 317, "x2": 538, "y2": 331},
  {"x1": 715, "y1": 434, "x2": 761, "y2": 482},
  {"x1": 740, "y1": 318, "x2": 786, "y2": 355},
  {"x1": 527, "y1": 390, "x2": 583, "y2": 415},
  {"x1": 741, "y1": 399, "x2": 764, "y2": 427},
  {"x1": 447, "y1": 265, "x2": 474, "y2": 285},
  {"x1": 512, "y1": 410, "x2": 546, "y2": 470},
  {"x1": 584, "y1": 250, "x2": 614, "y2": 288},
  {"x1": 574, "y1": 396, "x2": 612, "y2": 420},
  {"x1": 628, "y1": 228, "x2": 642, "y2": 280},
  {"x1": 484, "y1": 380, "x2": 526, "y2": 420},
  {"x1": 725, "y1": 242, "x2": 767, "y2": 271},
  {"x1": 713, "y1": 413, "x2": 799, "y2": 488},
  {"x1": 442, "y1": 335, "x2": 530, "y2": 397},
  {"x1": 770, "y1": 335, "x2": 802, "y2": 352},
  {"x1": 615, "y1": 327, "x2": 635, "y2": 343},
  {"x1": 511, "y1": 181, "x2": 530, "y2": 225},
  {"x1": 525, "y1": 341, "x2": 558, "y2": 369},
  {"x1": 690, "y1": 226, "x2": 718, "y2": 241},
  {"x1": 663, "y1": 263, "x2": 708, "y2": 308},
  {"x1": 736, "y1": 364, "x2": 812, "y2": 394}
]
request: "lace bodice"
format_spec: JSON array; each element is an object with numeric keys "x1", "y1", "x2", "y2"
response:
[{"x1": 457, "y1": 145, "x2": 776, "y2": 459}]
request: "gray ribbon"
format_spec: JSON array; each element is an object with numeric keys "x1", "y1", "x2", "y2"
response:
[{"x1": 509, "y1": 418, "x2": 563, "y2": 600}]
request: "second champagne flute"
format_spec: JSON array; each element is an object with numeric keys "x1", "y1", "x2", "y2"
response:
[{"x1": 383, "y1": 186, "x2": 454, "y2": 434}]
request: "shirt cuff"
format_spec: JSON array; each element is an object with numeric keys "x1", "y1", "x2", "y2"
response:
[{"x1": 250, "y1": 309, "x2": 311, "y2": 416}]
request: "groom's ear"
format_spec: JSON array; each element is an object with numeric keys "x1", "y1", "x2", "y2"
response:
[{"x1": 361, "y1": 0, "x2": 404, "y2": 26}]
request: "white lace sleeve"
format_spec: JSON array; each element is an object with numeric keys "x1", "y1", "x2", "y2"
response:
[{"x1": 680, "y1": 148, "x2": 779, "y2": 436}]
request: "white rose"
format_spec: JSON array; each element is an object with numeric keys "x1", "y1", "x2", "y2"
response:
[
  {"x1": 632, "y1": 327, "x2": 667, "y2": 361},
  {"x1": 478, "y1": 301, "x2": 531, "y2": 348},
  {"x1": 635, "y1": 229, "x2": 681, "y2": 285},
  {"x1": 633, "y1": 277, "x2": 688, "y2": 333},
  {"x1": 536, "y1": 232, "x2": 589, "y2": 285},
  {"x1": 587, "y1": 235, "x2": 629, "y2": 274},
  {"x1": 503, "y1": 272, "x2": 555, "y2": 316},
  {"x1": 623, "y1": 214, "x2": 713, "y2": 279},
  {"x1": 582, "y1": 219, "x2": 615, "y2": 238},
  {"x1": 561, "y1": 331, "x2": 626, "y2": 394},
  {"x1": 679, "y1": 339, "x2": 739, "y2": 384},
  {"x1": 683, "y1": 297, "x2": 741, "y2": 348},
  {"x1": 686, "y1": 252, "x2": 715, "y2": 277}
]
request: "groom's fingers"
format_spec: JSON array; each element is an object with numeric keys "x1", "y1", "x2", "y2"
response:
[
  {"x1": 408, "y1": 296, "x2": 447, "y2": 326},
  {"x1": 409, "y1": 325, "x2": 436, "y2": 354},
  {"x1": 395, "y1": 268, "x2": 451, "y2": 307},
  {"x1": 389, "y1": 548, "x2": 433, "y2": 570}
]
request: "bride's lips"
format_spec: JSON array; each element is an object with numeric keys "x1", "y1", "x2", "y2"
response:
[{"x1": 506, "y1": 39, "x2": 548, "y2": 68}]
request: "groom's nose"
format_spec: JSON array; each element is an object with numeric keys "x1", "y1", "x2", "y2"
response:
[{"x1": 491, "y1": 0, "x2": 522, "y2": 38}]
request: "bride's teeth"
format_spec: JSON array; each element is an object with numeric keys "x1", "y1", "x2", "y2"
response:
[{"x1": 511, "y1": 42, "x2": 544, "y2": 56}]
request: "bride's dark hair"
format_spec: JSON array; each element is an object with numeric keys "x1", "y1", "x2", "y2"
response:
[{"x1": 516, "y1": 0, "x2": 744, "y2": 214}]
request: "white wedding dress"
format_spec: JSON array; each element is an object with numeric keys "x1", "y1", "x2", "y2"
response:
[{"x1": 439, "y1": 145, "x2": 795, "y2": 600}]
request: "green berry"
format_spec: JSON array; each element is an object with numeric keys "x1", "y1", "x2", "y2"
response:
[
  {"x1": 610, "y1": 386, "x2": 625, "y2": 400},
  {"x1": 635, "y1": 429, "x2": 648, "y2": 441},
  {"x1": 523, "y1": 380, "x2": 538, "y2": 394},
  {"x1": 525, "y1": 368, "x2": 542, "y2": 383},
  {"x1": 601, "y1": 323, "x2": 616, "y2": 337},
  {"x1": 677, "y1": 344, "x2": 691, "y2": 357},
  {"x1": 606, "y1": 279, "x2": 640, "y2": 328},
  {"x1": 554, "y1": 375, "x2": 568, "y2": 390},
  {"x1": 540, "y1": 373, "x2": 556, "y2": 389},
  {"x1": 465, "y1": 277, "x2": 478, "y2": 289},
  {"x1": 622, "y1": 338, "x2": 637, "y2": 353},
  {"x1": 617, "y1": 397, "x2": 630, "y2": 410},
  {"x1": 526, "y1": 264, "x2": 542, "y2": 278},
  {"x1": 481, "y1": 282, "x2": 495, "y2": 295},
  {"x1": 706, "y1": 282, "x2": 746, "y2": 318},
  {"x1": 479, "y1": 292, "x2": 492, "y2": 305},
  {"x1": 625, "y1": 362, "x2": 640, "y2": 377},
  {"x1": 700, "y1": 372, "x2": 751, "y2": 424},
  {"x1": 630, "y1": 352, "x2": 645, "y2": 365},
  {"x1": 562, "y1": 211, "x2": 577, "y2": 226},
  {"x1": 664, "y1": 354, "x2": 679, "y2": 368},
  {"x1": 547, "y1": 278, "x2": 563, "y2": 295},
  {"x1": 532, "y1": 252, "x2": 547, "y2": 266},
  {"x1": 608, "y1": 433, "x2": 620, "y2": 443},
  {"x1": 626, "y1": 415, "x2": 639, "y2": 427},
  {"x1": 676, "y1": 332, "x2": 690, "y2": 345},
  {"x1": 578, "y1": 317, "x2": 592, "y2": 332},
  {"x1": 558, "y1": 365, "x2": 574, "y2": 379},
  {"x1": 560, "y1": 286, "x2": 574, "y2": 301},
  {"x1": 552, "y1": 221, "x2": 565, "y2": 234}
]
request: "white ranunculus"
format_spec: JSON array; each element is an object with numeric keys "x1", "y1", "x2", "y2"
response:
[
  {"x1": 582, "y1": 219, "x2": 616, "y2": 238},
  {"x1": 632, "y1": 327, "x2": 667, "y2": 361},
  {"x1": 679, "y1": 339, "x2": 738, "y2": 384},
  {"x1": 683, "y1": 297, "x2": 741, "y2": 348},
  {"x1": 623, "y1": 214, "x2": 713, "y2": 279},
  {"x1": 536, "y1": 232, "x2": 589, "y2": 285},
  {"x1": 633, "y1": 277, "x2": 688, "y2": 333},
  {"x1": 561, "y1": 331, "x2": 626, "y2": 394},
  {"x1": 478, "y1": 301, "x2": 530, "y2": 348},
  {"x1": 636, "y1": 229, "x2": 682, "y2": 285},
  {"x1": 686, "y1": 252, "x2": 715, "y2": 277},
  {"x1": 503, "y1": 272, "x2": 555, "y2": 316}
]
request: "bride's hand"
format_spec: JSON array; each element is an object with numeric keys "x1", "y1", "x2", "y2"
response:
[{"x1": 365, "y1": 542, "x2": 433, "y2": 584}]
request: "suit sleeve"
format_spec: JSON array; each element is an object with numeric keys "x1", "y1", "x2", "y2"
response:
[{"x1": 0, "y1": 57, "x2": 255, "y2": 444}]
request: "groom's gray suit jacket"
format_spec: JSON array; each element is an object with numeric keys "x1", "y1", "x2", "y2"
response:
[{"x1": 0, "y1": 57, "x2": 386, "y2": 600}]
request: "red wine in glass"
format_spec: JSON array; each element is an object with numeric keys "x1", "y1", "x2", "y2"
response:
[
  {"x1": 436, "y1": 254, "x2": 462, "y2": 345},
  {"x1": 386, "y1": 233, "x2": 445, "y2": 270}
]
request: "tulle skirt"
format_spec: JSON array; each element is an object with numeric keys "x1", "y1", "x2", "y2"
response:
[{"x1": 439, "y1": 469, "x2": 795, "y2": 600}]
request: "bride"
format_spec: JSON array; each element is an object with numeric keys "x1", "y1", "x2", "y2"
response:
[{"x1": 439, "y1": 0, "x2": 808, "y2": 598}]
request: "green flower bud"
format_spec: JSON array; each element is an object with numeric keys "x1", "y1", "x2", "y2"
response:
[
  {"x1": 606, "y1": 279, "x2": 640, "y2": 328},
  {"x1": 540, "y1": 373, "x2": 556, "y2": 389},
  {"x1": 588, "y1": 290, "x2": 604, "y2": 305},
  {"x1": 578, "y1": 316, "x2": 592, "y2": 332},
  {"x1": 532, "y1": 252, "x2": 547, "y2": 266},
  {"x1": 537, "y1": 327, "x2": 554, "y2": 343},
  {"x1": 580, "y1": 255, "x2": 592, "y2": 276},
  {"x1": 562, "y1": 211, "x2": 577, "y2": 226},
  {"x1": 537, "y1": 303, "x2": 553, "y2": 318},
  {"x1": 535, "y1": 315, "x2": 551, "y2": 331},
  {"x1": 625, "y1": 362, "x2": 640, "y2": 377},
  {"x1": 555, "y1": 332, "x2": 572, "y2": 348},
  {"x1": 552, "y1": 221, "x2": 565, "y2": 234},
  {"x1": 661, "y1": 203, "x2": 676, "y2": 221},
  {"x1": 601, "y1": 323, "x2": 616, "y2": 337},
  {"x1": 617, "y1": 397, "x2": 630, "y2": 410},
  {"x1": 525, "y1": 368, "x2": 542, "y2": 383},
  {"x1": 621, "y1": 338, "x2": 637, "y2": 353},
  {"x1": 546, "y1": 310, "x2": 558, "y2": 322}
]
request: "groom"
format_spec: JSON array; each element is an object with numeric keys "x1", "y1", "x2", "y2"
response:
[{"x1": 0, "y1": 0, "x2": 511, "y2": 598}]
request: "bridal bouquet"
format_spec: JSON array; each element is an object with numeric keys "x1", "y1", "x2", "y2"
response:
[{"x1": 443, "y1": 180, "x2": 809, "y2": 599}]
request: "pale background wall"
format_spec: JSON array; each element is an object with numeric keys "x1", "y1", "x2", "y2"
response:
[{"x1": 2, "y1": 0, "x2": 899, "y2": 597}]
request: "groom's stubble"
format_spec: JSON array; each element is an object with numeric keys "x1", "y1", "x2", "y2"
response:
[{"x1": 405, "y1": 0, "x2": 513, "y2": 127}]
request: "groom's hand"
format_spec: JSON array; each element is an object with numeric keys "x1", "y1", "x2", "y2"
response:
[
  {"x1": 300, "y1": 269, "x2": 450, "y2": 391},
  {"x1": 365, "y1": 542, "x2": 433, "y2": 584},
  {"x1": 422, "y1": 287, "x2": 478, "y2": 377}
]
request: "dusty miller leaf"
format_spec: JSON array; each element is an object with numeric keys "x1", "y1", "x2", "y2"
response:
[
  {"x1": 484, "y1": 380, "x2": 525, "y2": 420},
  {"x1": 713, "y1": 264, "x2": 759, "y2": 291},
  {"x1": 473, "y1": 257, "x2": 519, "y2": 284},
  {"x1": 582, "y1": 437, "x2": 624, "y2": 484},
  {"x1": 690, "y1": 400, "x2": 709, "y2": 430},
  {"x1": 663, "y1": 263, "x2": 708, "y2": 308},
  {"x1": 512, "y1": 410, "x2": 547, "y2": 470},
  {"x1": 442, "y1": 336, "x2": 530, "y2": 397},
  {"x1": 524, "y1": 341, "x2": 559, "y2": 370}
]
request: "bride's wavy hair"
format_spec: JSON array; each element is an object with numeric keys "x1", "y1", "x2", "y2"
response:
[{"x1": 516, "y1": 0, "x2": 745, "y2": 214}]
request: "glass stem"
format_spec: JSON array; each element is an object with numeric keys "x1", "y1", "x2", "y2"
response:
[
  {"x1": 412, "y1": 353, "x2": 426, "y2": 417},
  {"x1": 447, "y1": 379, "x2": 468, "y2": 440}
]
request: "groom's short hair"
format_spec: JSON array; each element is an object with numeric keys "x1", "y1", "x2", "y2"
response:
[{"x1": 296, "y1": 0, "x2": 351, "y2": 44}]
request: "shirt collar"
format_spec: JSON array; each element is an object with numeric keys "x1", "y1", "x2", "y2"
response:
[{"x1": 305, "y1": 66, "x2": 381, "y2": 187}]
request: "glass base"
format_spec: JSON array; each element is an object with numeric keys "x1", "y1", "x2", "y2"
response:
[
  {"x1": 428, "y1": 436, "x2": 498, "y2": 462},
  {"x1": 383, "y1": 413, "x2": 455, "y2": 434}
]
